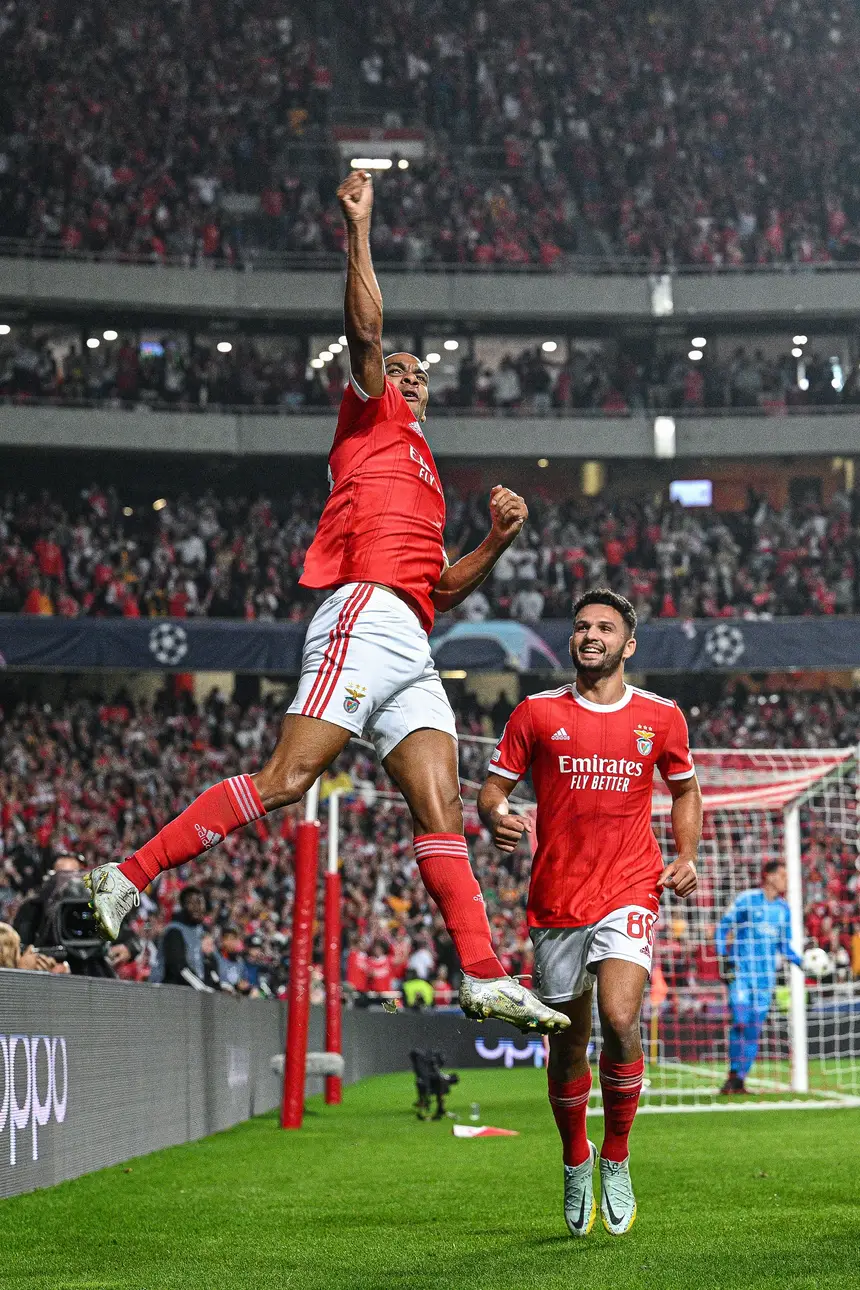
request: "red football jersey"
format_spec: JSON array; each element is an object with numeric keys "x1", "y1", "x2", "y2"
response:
[
  {"x1": 300, "y1": 376, "x2": 446, "y2": 633},
  {"x1": 489, "y1": 683, "x2": 695, "y2": 928}
]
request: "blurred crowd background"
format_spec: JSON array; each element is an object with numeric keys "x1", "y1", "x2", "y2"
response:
[
  {"x1": 3, "y1": 480, "x2": 859, "y2": 622},
  {"x1": 1, "y1": 685, "x2": 858, "y2": 999}
]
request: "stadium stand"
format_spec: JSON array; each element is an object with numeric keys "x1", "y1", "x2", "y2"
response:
[
  {"x1": 4, "y1": 0, "x2": 860, "y2": 267},
  {"x1": 3, "y1": 483, "x2": 859, "y2": 621},
  {"x1": 2, "y1": 329, "x2": 859, "y2": 414}
]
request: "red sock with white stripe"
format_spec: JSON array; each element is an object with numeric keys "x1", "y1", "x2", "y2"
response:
[
  {"x1": 413, "y1": 833, "x2": 505, "y2": 980},
  {"x1": 548, "y1": 1069, "x2": 592, "y2": 1166},
  {"x1": 119, "y1": 775, "x2": 265, "y2": 891},
  {"x1": 599, "y1": 1053, "x2": 644, "y2": 1162}
]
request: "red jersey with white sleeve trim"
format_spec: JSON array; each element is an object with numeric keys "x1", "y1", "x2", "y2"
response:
[
  {"x1": 489, "y1": 683, "x2": 695, "y2": 928},
  {"x1": 300, "y1": 376, "x2": 446, "y2": 634}
]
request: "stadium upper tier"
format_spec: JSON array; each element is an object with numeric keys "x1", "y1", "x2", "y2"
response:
[
  {"x1": 3, "y1": 484, "x2": 858, "y2": 621},
  {"x1": 3, "y1": 0, "x2": 860, "y2": 274},
  {"x1": 2, "y1": 330, "x2": 857, "y2": 415}
]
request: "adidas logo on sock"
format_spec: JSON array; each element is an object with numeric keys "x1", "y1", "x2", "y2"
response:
[
  {"x1": 194, "y1": 824, "x2": 223, "y2": 849},
  {"x1": 551, "y1": 727, "x2": 570, "y2": 741}
]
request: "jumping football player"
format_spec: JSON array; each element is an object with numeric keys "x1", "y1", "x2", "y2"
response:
[
  {"x1": 83, "y1": 169, "x2": 567, "y2": 1036},
  {"x1": 478, "y1": 589, "x2": 702, "y2": 1236},
  {"x1": 716, "y1": 860, "x2": 802, "y2": 1095}
]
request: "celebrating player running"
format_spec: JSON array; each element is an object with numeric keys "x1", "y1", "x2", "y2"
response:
[
  {"x1": 83, "y1": 169, "x2": 567, "y2": 1036},
  {"x1": 478, "y1": 588, "x2": 702, "y2": 1236}
]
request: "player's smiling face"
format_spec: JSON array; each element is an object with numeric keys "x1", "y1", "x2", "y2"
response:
[
  {"x1": 570, "y1": 604, "x2": 636, "y2": 677},
  {"x1": 385, "y1": 353, "x2": 430, "y2": 422}
]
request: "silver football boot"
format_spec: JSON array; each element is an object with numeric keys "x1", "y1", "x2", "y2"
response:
[{"x1": 82, "y1": 863, "x2": 140, "y2": 941}]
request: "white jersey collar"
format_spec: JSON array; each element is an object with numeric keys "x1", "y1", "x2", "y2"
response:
[{"x1": 571, "y1": 683, "x2": 633, "y2": 714}]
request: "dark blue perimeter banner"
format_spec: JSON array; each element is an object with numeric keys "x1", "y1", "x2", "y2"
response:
[{"x1": 1, "y1": 614, "x2": 859, "y2": 674}]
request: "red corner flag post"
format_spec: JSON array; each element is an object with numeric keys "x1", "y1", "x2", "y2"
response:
[
  {"x1": 324, "y1": 790, "x2": 343, "y2": 1105},
  {"x1": 281, "y1": 779, "x2": 321, "y2": 1129}
]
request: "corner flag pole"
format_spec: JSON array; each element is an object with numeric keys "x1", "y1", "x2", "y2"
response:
[
  {"x1": 281, "y1": 778, "x2": 321, "y2": 1129},
  {"x1": 324, "y1": 790, "x2": 343, "y2": 1105}
]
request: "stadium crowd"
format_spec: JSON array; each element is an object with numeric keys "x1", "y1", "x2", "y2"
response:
[
  {"x1": 3, "y1": 482, "x2": 859, "y2": 622},
  {"x1": 0, "y1": 685, "x2": 857, "y2": 996},
  {"x1": 4, "y1": 0, "x2": 860, "y2": 267},
  {"x1": 0, "y1": 0, "x2": 333, "y2": 265},
  {"x1": 354, "y1": 0, "x2": 860, "y2": 268},
  {"x1": 1, "y1": 329, "x2": 856, "y2": 415}
]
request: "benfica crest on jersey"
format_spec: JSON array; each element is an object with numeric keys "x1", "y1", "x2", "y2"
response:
[
  {"x1": 634, "y1": 726, "x2": 655, "y2": 756},
  {"x1": 343, "y1": 684, "x2": 367, "y2": 714}
]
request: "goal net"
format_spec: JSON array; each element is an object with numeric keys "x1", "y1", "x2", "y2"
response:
[
  {"x1": 638, "y1": 748, "x2": 860, "y2": 1112},
  {"x1": 459, "y1": 738, "x2": 860, "y2": 1113}
]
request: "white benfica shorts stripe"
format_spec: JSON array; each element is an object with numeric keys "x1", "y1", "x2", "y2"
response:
[
  {"x1": 288, "y1": 583, "x2": 457, "y2": 762},
  {"x1": 301, "y1": 583, "x2": 374, "y2": 719}
]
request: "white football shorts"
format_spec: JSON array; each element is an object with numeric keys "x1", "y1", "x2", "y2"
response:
[
  {"x1": 530, "y1": 905, "x2": 658, "y2": 1003},
  {"x1": 287, "y1": 582, "x2": 457, "y2": 761}
]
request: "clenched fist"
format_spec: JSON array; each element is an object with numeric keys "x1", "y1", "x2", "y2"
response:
[
  {"x1": 489, "y1": 485, "x2": 528, "y2": 545},
  {"x1": 337, "y1": 170, "x2": 374, "y2": 224},
  {"x1": 658, "y1": 858, "x2": 698, "y2": 899},
  {"x1": 488, "y1": 801, "x2": 533, "y2": 854}
]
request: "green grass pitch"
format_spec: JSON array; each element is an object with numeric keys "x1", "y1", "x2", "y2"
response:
[{"x1": 5, "y1": 1068, "x2": 858, "y2": 1290}]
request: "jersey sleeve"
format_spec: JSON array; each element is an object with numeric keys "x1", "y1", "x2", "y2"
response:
[
  {"x1": 345, "y1": 371, "x2": 399, "y2": 410},
  {"x1": 657, "y1": 703, "x2": 696, "y2": 782},
  {"x1": 336, "y1": 375, "x2": 401, "y2": 438},
  {"x1": 488, "y1": 701, "x2": 535, "y2": 782}
]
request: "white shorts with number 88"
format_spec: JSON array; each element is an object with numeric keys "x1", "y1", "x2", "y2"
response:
[{"x1": 529, "y1": 905, "x2": 658, "y2": 1004}]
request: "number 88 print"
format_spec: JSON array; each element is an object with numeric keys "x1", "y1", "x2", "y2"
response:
[{"x1": 626, "y1": 911, "x2": 657, "y2": 945}]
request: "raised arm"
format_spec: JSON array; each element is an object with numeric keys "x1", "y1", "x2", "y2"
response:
[
  {"x1": 337, "y1": 170, "x2": 385, "y2": 398},
  {"x1": 432, "y1": 486, "x2": 528, "y2": 613}
]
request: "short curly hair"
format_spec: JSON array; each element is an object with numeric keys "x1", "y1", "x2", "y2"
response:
[{"x1": 572, "y1": 588, "x2": 638, "y2": 638}]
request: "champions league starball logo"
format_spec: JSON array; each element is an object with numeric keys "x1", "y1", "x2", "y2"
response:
[
  {"x1": 148, "y1": 622, "x2": 189, "y2": 666},
  {"x1": 704, "y1": 623, "x2": 746, "y2": 667}
]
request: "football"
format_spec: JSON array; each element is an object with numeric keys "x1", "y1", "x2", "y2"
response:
[{"x1": 802, "y1": 946, "x2": 834, "y2": 979}]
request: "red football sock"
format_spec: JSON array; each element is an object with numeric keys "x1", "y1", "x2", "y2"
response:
[
  {"x1": 548, "y1": 1070, "x2": 592, "y2": 1166},
  {"x1": 599, "y1": 1053, "x2": 644, "y2": 1162},
  {"x1": 414, "y1": 833, "x2": 504, "y2": 979},
  {"x1": 119, "y1": 775, "x2": 265, "y2": 891}
]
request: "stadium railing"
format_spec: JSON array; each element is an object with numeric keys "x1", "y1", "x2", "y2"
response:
[
  {"x1": 0, "y1": 394, "x2": 857, "y2": 420},
  {"x1": 4, "y1": 235, "x2": 860, "y2": 276}
]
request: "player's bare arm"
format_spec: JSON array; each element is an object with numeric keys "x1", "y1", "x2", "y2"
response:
[
  {"x1": 431, "y1": 486, "x2": 528, "y2": 612},
  {"x1": 658, "y1": 773, "x2": 702, "y2": 898},
  {"x1": 338, "y1": 170, "x2": 385, "y2": 398},
  {"x1": 478, "y1": 772, "x2": 533, "y2": 852}
]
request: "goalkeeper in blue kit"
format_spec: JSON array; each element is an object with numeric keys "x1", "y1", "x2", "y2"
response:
[{"x1": 716, "y1": 860, "x2": 803, "y2": 1094}]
